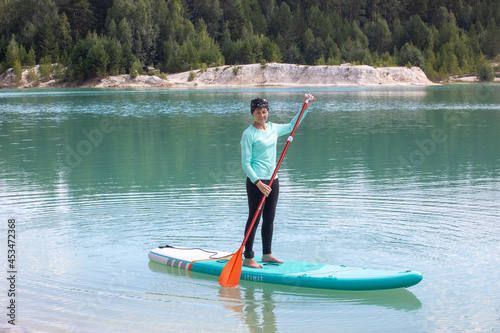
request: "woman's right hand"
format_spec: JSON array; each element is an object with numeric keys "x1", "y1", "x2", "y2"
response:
[
  {"x1": 256, "y1": 181, "x2": 272, "y2": 197},
  {"x1": 303, "y1": 93, "x2": 315, "y2": 108}
]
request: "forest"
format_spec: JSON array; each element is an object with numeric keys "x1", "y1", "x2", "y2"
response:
[{"x1": 1, "y1": 0, "x2": 499, "y2": 83}]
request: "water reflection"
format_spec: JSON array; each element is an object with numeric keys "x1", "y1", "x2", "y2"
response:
[
  {"x1": 148, "y1": 261, "x2": 422, "y2": 319},
  {"x1": 219, "y1": 287, "x2": 278, "y2": 333}
]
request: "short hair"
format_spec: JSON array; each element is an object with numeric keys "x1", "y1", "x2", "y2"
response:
[{"x1": 250, "y1": 97, "x2": 269, "y2": 114}]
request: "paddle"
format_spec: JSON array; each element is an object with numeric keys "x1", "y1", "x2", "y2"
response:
[{"x1": 219, "y1": 94, "x2": 312, "y2": 288}]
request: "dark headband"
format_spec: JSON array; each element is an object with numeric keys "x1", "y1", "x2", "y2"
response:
[{"x1": 250, "y1": 98, "x2": 269, "y2": 114}]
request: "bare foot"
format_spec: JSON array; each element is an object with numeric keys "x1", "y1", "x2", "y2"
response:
[
  {"x1": 243, "y1": 258, "x2": 262, "y2": 268},
  {"x1": 262, "y1": 254, "x2": 284, "y2": 264}
]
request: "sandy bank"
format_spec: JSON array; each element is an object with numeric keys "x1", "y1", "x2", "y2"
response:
[
  {"x1": 1, "y1": 63, "x2": 439, "y2": 89},
  {"x1": 166, "y1": 63, "x2": 435, "y2": 87}
]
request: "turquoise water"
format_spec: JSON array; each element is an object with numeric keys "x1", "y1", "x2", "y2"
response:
[{"x1": 1, "y1": 85, "x2": 499, "y2": 332}]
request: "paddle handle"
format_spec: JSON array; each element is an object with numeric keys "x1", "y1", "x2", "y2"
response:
[{"x1": 240, "y1": 97, "x2": 309, "y2": 248}]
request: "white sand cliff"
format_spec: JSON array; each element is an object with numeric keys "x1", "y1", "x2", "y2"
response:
[
  {"x1": 1, "y1": 63, "x2": 438, "y2": 89},
  {"x1": 165, "y1": 63, "x2": 434, "y2": 87}
]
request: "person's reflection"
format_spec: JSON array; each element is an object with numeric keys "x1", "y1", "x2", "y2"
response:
[{"x1": 219, "y1": 286, "x2": 277, "y2": 333}]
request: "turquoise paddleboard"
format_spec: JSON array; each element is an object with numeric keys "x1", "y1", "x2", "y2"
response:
[{"x1": 148, "y1": 245, "x2": 422, "y2": 291}]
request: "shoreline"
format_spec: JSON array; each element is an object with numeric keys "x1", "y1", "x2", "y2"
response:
[{"x1": 1, "y1": 63, "x2": 498, "y2": 90}]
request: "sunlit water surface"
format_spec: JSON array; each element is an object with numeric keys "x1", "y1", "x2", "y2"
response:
[{"x1": 1, "y1": 85, "x2": 499, "y2": 332}]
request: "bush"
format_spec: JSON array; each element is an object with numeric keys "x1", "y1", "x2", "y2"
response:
[
  {"x1": 27, "y1": 68, "x2": 38, "y2": 82},
  {"x1": 69, "y1": 32, "x2": 138, "y2": 80},
  {"x1": 52, "y1": 64, "x2": 66, "y2": 81},
  {"x1": 326, "y1": 56, "x2": 341, "y2": 65},
  {"x1": 156, "y1": 72, "x2": 167, "y2": 80},
  {"x1": 315, "y1": 57, "x2": 326, "y2": 65},
  {"x1": 398, "y1": 43, "x2": 425, "y2": 70},
  {"x1": 129, "y1": 69, "x2": 139, "y2": 78},
  {"x1": 13, "y1": 60, "x2": 22, "y2": 83},
  {"x1": 129, "y1": 60, "x2": 142, "y2": 78},
  {"x1": 188, "y1": 70, "x2": 196, "y2": 81},
  {"x1": 424, "y1": 67, "x2": 443, "y2": 82},
  {"x1": 26, "y1": 48, "x2": 36, "y2": 67},
  {"x1": 86, "y1": 44, "x2": 110, "y2": 78},
  {"x1": 477, "y1": 61, "x2": 494, "y2": 81},
  {"x1": 39, "y1": 56, "x2": 52, "y2": 81},
  {"x1": 39, "y1": 65, "x2": 51, "y2": 81},
  {"x1": 373, "y1": 52, "x2": 398, "y2": 67}
]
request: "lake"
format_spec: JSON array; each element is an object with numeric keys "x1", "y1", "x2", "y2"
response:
[{"x1": 1, "y1": 85, "x2": 499, "y2": 332}]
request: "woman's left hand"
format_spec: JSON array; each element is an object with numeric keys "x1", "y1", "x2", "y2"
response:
[{"x1": 303, "y1": 94, "x2": 315, "y2": 108}]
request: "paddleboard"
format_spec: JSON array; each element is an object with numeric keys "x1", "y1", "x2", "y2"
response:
[{"x1": 148, "y1": 245, "x2": 423, "y2": 291}]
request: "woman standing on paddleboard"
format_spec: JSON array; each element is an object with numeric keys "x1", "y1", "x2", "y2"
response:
[{"x1": 241, "y1": 94, "x2": 315, "y2": 268}]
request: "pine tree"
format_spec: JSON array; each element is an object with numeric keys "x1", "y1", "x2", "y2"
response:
[
  {"x1": 303, "y1": 29, "x2": 316, "y2": 64},
  {"x1": 64, "y1": 0, "x2": 95, "y2": 35},
  {"x1": 221, "y1": 0, "x2": 246, "y2": 40},
  {"x1": 436, "y1": 42, "x2": 458, "y2": 75},
  {"x1": 453, "y1": 0, "x2": 472, "y2": 30},
  {"x1": 13, "y1": 59, "x2": 23, "y2": 83},
  {"x1": 482, "y1": 18, "x2": 500, "y2": 58},
  {"x1": 2, "y1": 0, "x2": 498, "y2": 80},
  {"x1": 190, "y1": 0, "x2": 223, "y2": 37},
  {"x1": 18, "y1": 45, "x2": 28, "y2": 66},
  {"x1": 398, "y1": 42, "x2": 425, "y2": 69},
  {"x1": 391, "y1": 18, "x2": 407, "y2": 51},
  {"x1": 477, "y1": 57, "x2": 494, "y2": 81},
  {"x1": 325, "y1": 35, "x2": 341, "y2": 62},
  {"x1": 308, "y1": 6, "x2": 327, "y2": 41},
  {"x1": 468, "y1": 24, "x2": 481, "y2": 56},
  {"x1": 406, "y1": 15, "x2": 432, "y2": 50},
  {"x1": 103, "y1": 38, "x2": 123, "y2": 75},
  {"x1": 364, "y1": 16, "x2": 392, "y2": 54},
  {"x1": 107, "y1": 20, "x2": 118, "y2": 40},
  {"x1": 120, "y1": 45, "x2": 136, "y2": 74},
  {"x1": 118, "y1": 18, "x2": 133, "y2": 51},
  {"x1": 85, "y1": 43, "x2": 110, "y2": 78},
  {"x1": 6, "y1": 35, "x2": 19, "y2": 68},
  {"x1": 454, "y1": 33, "x2": 472, "y2": 73},
  {"x1": 39, "y1": 55, "x2": 52, "y2": 81},
  {"x1": 407, "y1": 0, "x2": 427, "y2": 19},
  {"x1": 344, "y1": 0, "x2": 366, "y2": 25},
  {"x1": 326, "y1": 10, "x2": 345, "y2": 46},
  {"x1": 423, "y1": 47, "x2": 440, "y2": 81},
  {"x1": 26, "y1": 48, "x2": 36, "y2": 67},
  {"x1": 428, "y1": 2, "x2": 448, "y2": 28},
  {"x1": 193, "y1": 20, "x2": 224, "y2": 67},
  {"x1": 437, "y1": 10, "x2": 459, "y2": 47},
  {"x1": 56, "y1": 13, "x2": 73, "y2": 54},
  {"x1": 37, "y1": 15, "x2": 57, "y2": 61},
  {"x1": 261, "y1": 36, "x2": 282, "y2": 63},
  {"x1": 244, "y1": 0, "x2": 267, "y2": 36},
  {"x1": 274, "y1": 2, "x2": 296, "y2": 47},
  {"x1": 352, "y1": 21, "x2": 369, "y2": 48}
]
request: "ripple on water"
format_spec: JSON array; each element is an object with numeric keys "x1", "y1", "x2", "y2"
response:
[{"x1": 2, "y1": 86, "x2": 500, "y2": 333}]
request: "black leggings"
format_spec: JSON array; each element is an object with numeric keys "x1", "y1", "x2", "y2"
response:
[{"x1": 244, "y1": 178, "x2": 280, "y2": 259}]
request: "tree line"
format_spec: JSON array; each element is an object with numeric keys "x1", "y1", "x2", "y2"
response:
[{"x1": 1, "y1": 0, "x2": 499, "y2": 82}]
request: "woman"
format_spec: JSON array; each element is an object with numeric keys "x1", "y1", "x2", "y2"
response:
[{"x1": 240, "y1": 94, "x2": 315, "y2": 268}]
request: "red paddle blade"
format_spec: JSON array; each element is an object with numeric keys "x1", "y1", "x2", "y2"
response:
[{"x1": 219, "y1": 247, "x2": 244, "y2": 287}]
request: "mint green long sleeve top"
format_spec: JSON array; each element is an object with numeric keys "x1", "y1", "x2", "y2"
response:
[{"x1": 241, "y1": 109, "x2": 308, "y2": 183}]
